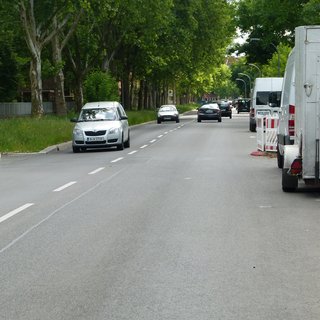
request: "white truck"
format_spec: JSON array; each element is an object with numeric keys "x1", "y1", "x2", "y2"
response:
[
  {"x1": 249, "y1": 77, "x2": 283, "y2": 132},
  {"x1": 282, "y1": 25, "x2": 320, "y2": 191}
]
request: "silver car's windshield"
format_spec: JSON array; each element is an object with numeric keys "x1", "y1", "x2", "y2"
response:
[{"x1": 79, "y1": 108, "x2": 117, "y2": 121}]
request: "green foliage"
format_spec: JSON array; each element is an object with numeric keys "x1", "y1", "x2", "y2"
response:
[
  {"x1": 235, "y1": 0, "x2": 309, "y2": 64},
  {"x1": 261, "y1": 43, "x2": 292, "y2": 77},
  {"x1": 84, "y1": 71, "x2": 119, "y2": 102},
  {"x1": 302, "y1": 0, "x2": 320, "y2": 24}
]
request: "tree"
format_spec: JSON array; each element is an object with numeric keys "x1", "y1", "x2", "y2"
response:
[
  {"x1": 234, "y1": 0, "x2": 308, "y2": 64},
  {"x1": 18, "y1": 0, "x2": 83, "y2": 117},
  {"x1": 84, "y1": 71, "x2": 119, "y2": 102},
  {"x1": 51, "y1": 4, "x2": 83, "y2": 115},
  {"x1": 261, "y1": 43, "x2": 292, "y2": 77}
]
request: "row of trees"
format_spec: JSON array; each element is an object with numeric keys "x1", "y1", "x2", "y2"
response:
[
  {"x1": 229, "y1": 0, "x2": 320, "y2": 97},
  {"x1": 0, "y1": 0, "x2": 235, "y2": 116}
]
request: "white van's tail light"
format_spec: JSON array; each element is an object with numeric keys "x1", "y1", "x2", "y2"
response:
[
  {"x1": 290, "y1": 158, "x2": 302, "y2": 175},
  {"x1": 288, "y1": 104, "x2": 295, "y2": 136}
]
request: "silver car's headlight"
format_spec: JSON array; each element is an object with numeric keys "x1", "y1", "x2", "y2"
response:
[
  {"x1": 73, "y1": 128, "x2": 84, "y2": 138},
  {"x1": 109, "y1": 127, "x2": 120, "y2": 135}
]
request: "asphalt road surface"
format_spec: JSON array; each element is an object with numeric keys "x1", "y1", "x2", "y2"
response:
[{"x1": 1, "y1": 111, "x2": 320, "y2": 320}]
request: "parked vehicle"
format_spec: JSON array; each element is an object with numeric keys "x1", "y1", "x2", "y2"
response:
[
  {"x1": 250, "y1": 77, "x2": 283, "y2": 132},
  {"x1": 236, "y1": 98, "x2": 250, "y2": 113},
  {"x1": 157, "y1": 105, "x2": 179, "y2": 123},
  {"x1": 277, "y1": 48, "x2": 295, "y2": 169},
  {"x1": 282, "y1": 25, "x2": 320, "y2": 191},
  {"x1": 197, "y1": 103, "x2": 222, "y2": 122},
  {"x1": 218, "y1": 100, "x2": 232, "y2": 118},
  {"x1": 70, "y1": 101, "x2": 130, "y2": 153}
]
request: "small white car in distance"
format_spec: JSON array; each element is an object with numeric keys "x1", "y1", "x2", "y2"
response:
[{"x1": 157, "y1": 105, "x2": 180, "y2": 124}]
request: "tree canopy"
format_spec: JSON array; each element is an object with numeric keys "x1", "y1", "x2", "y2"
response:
[{"x1": 0, "y1": 0, "x2": 236, "y2": 111}]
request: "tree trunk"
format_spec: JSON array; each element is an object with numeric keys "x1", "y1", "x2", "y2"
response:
[
  {"x1": 52, "y1": 34, "x2": 67, "y2": 115},
  {"x1": 74, "y1": 77, "x2": 84, "y2": 112},
  {"x1": 122, "y1": 72, "x2": 130, "y2": 109},
  {"x1": 30, "y1": 53, "x2": 44, "y2": 117},
  {"x1": 138, "y1": 80, "x2": 143, "y2": 110}
]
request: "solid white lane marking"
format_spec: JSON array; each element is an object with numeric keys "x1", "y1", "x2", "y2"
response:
[
  {"x1": 88, "y1": 167, "x2": 105, "y2": 175},
  {"x1": 128, "y1": 150, "x2": 138, "y2": 155},
  {"x1": 111, "y1": 157, "x2": 124, "y2": 163},
  {"x1": 53, "y1": 181, "x2": 77, "y2": 192},
  {"x1": 158, "y1": 135, "x2": 163, "y2": 138},
  {"x1": 149, "y1": 139, "x2": 156, "y2": 143},
  {"x1": 0, "y1": 203, "x2": 34, "y2": 224},
  {"x1": 140, "y1": 145, "x2": 148, "y2": 149}
]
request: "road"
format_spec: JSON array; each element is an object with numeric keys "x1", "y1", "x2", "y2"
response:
[{"x1": 1, "y1": 111, "x2": 320, "y2": 320}]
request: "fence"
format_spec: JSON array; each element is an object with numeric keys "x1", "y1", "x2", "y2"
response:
[
  {"x1": 256, "y1": 114, "x2": 279, "y2": 152},
  {"x1": 0, "y1": 102, "x2": 53, "y2": 118}
]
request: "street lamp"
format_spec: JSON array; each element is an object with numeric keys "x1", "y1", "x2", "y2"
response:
[
  {"x1": 250, "y1": 38, "x2": 280, "y2": 77},
  {"x1": 248, "y1": 63, "x2": 262, "y2": 77},
  {"x1": 236, "y1": 78, "x2": 247, "y2": 98},
  {"x1": 238, "y1": 72, "x2": 252, "y2": 96}
]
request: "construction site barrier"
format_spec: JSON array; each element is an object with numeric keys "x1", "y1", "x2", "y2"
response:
[{"x1": 256, "y1": 114, "x2": 279, "y2": 152}]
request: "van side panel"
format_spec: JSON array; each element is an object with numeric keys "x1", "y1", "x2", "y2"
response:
[{"x1": 295, "y1": 26, "x2": 320, "y2": 179}]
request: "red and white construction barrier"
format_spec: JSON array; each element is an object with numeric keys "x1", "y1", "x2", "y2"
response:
[{"x1": 256, "y1": 114, "x2": 279, "y2": 152}]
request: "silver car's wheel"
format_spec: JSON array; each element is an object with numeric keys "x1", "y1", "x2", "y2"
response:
[
  {"x1": 73, "y1": 146, "x2": 81, "y2": 153},
  {"x1": 117, "y1": 135, "x2": 124, "y2": 150},
  {"x1": 124, "y1": 133, "x2": 130, "y2": 148}
]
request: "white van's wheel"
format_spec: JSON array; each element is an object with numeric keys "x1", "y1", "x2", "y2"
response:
[{"x1": 282, "y1": 168, "x2": 298, "y2": 192}]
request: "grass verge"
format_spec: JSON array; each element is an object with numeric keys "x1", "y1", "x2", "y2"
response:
[{"x1": 0, "y1": 103, "x2": 197, "y2": 153}]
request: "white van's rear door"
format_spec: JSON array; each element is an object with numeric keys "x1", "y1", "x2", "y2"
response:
[{"x1": 297, "y1": 26, "x2": 320, "y2": 179}]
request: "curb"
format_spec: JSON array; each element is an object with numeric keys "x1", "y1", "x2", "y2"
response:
[{"x1": 39, "y1": 141, "x2": 72, "y2": 154}]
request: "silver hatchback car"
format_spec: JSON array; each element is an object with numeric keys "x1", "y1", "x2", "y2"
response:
[{"x1": 71, "y1": 101, "x2": 130, "y2": 153}]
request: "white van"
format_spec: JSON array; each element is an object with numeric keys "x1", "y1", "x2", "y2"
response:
[
  {"x1": 277, "y1": 49, "x2": 295, "y2": 168},
  {"x1": 282, "y1": 25, "x2": 320, "y2": 191},
  {"x1": 249, "y1": 77, "x2": 283, "y2": 132}
]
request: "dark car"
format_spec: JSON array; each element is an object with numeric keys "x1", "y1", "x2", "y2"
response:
[
  {"x1": 236, "y1": 99, "x2": 250, "y2": 113},
  {"x1": 197, "y1": 103, "x2": 222, "y2": 122},
  {"x1": 218, "y1": 100, "x2": 232, "y2": 118}
]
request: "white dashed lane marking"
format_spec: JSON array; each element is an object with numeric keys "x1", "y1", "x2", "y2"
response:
[
  {"x1": 53, "y1": 181, "x2": 77, "y2": 192},
  {"x1": 128, "y1": 150, "x2": 138, "y2": 155},
  {"x1": 111, "y1": 157, "x2": 124, "y2": 163},
  {"x1": 0, "y1": 203, "x2": 34, "y2": 224},
  {"x1": 88, "y1": 167, "x2": 105, "y2": 175}
]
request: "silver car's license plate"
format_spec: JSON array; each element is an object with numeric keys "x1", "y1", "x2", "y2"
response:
[{"x1": 87, "y1": 137, "x2": 104, "y2": 141}]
